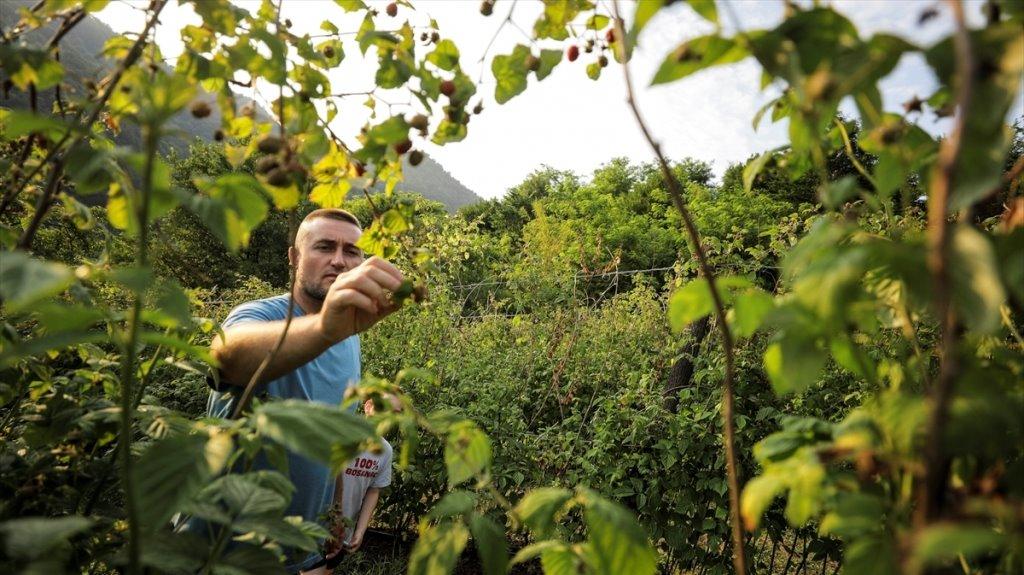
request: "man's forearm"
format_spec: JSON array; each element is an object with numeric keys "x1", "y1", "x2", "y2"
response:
[{"x1": 212, "y1": 313, "x2": 347, "y2": 387}]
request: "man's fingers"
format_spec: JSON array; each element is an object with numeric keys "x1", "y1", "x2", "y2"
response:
[
  {"x1": 363, "y1": 256, "x2": 404, "y2": 284},
  {"x1": 363, "y1": 265, "x2": 403, "y2": 293},
  {"x1": 336, "y1": 289, "x2": 378, "y2": 316}
]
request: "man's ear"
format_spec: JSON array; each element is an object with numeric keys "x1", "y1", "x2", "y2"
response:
[{"x1": 288, "y1": 246, "x2": 298, "y2": 267}]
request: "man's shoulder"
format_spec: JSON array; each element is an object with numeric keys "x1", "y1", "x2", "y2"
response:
[{"x1": 224, "y1": 294, "x2": 297, "y2": 325}]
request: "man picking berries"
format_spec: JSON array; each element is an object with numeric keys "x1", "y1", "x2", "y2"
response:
[{"x1": 180, "y1": 208, "x2": 405, "y2": 574}]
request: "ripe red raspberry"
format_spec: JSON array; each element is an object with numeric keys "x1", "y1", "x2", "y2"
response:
[
  {"x1": 567, "y1": 45, "x2": 580, "y2": 62},
  {"x1": 386, "y1": 2, "x2": 397, "y2": 17},
  {"x1": 439, "y1": 80, "x2": 456, "y2": 97}
]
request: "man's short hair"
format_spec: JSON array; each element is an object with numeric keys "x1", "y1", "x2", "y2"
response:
[{"x1": 301, "y1": 208, "x2": 361, "y2": 229}]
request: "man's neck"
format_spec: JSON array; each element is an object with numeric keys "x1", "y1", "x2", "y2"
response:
[{"x1": 292, "y1": 288, "x2": 324, "y2": 315}]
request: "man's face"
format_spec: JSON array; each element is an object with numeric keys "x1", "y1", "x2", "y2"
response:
[{"x1": 290, "y1": 218, "x2": 364, "y2": 302}]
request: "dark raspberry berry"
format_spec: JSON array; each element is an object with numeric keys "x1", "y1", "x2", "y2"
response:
[
  {"x1": 256, "y1": 156, "x2": 279, "y2": 175},
  {"x1": 394, "y1": 139, "x2": 413, "y2": 155},
  {"x1": 266, "y1": 168, "x2": 290, "y2": 187},
  {"x1": 409, "y1": 150, "x2": 424, "y2": 166},
  {"x1": 323, "y1": 45, "x2": 335, "y2": 59},
  {"x1": 386, "y1": 2, "x2": 397, "y2": 17},
  {"x1": 214, "y1": 129, "x2": 225, "y2": 141},
  {"x1": 440, "y1": 80, "x2": 456, "y2": 97},
  {"x1": 480, "y1": 0, "x2": 494, "y2": 16},
  {"x1": 431, "y1": 31, "x2": 440, "y2": 43},
  {"x1": 257, "y1": 136, "x2": 284, "y2": 154},
  {"x1": 190, "y1": 100, "x2": 212, "y2": 118},
  {"x1": 409, "y1": 114, "x2": 429, "y2": 131},
  {"x1": 473, "y1": 102, "x2": 483, "y2": 115},
  {"x1": 605, "y1": 28, "x2": 616, "y2": 43},
  {"x1": 567, "y1": 45, "x2": 580, "y2": 62},
  {"x1": 598, "y1": 55, "x2": 608, "y2": 67},
  {"x1": 526, "y1": 54, "x2": 540, "y2": 72}
]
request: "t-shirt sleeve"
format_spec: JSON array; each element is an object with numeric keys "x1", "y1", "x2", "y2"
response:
[
  {"x1": 222, "y1": 299, "x2": 284, "y2": 329},
  {"x1": 372, "y1": 442, "x2": 393, "y2": 489},
  {"x1": 207, "y1": 299, "x2": 284, "y2": 391}
]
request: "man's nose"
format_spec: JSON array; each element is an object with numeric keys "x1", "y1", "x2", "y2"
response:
[{"x1": 329, "y1": 249, "x2": 347, "y2": 269}]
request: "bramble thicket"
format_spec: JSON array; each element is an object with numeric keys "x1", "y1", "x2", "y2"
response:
[{"x1": 0, "y1": 1, "x2": 1022, "y2": 574}]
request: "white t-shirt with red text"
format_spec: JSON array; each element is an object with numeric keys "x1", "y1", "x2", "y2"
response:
[{"x1": 337, "y1": 439, "x2": 392, "y2": 543}]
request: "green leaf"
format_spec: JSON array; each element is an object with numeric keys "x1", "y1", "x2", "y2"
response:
[
  {"x1": 586, "y1": 14, "x2": 610, "y2": 30},
  {"x1": 182, "y1": 174, "x2": 269, "y2": 253},
  {"x1": 668, "y1": 279, "x2": 713, "y2": 331},
  {"x1": 135, "y1": 433, "x2": 214, "y2": 532},
  {"x1": 0, "y1": 250, "x2": 74, "y2": 313},
  {"x1": 0, "y1": 516, "x2": 92, "y2": 561},
  {"x1": 740, "y1": 474, "x2": 785, "y2": 531},
  {"x1": 651, "y1": 35, "x2": 747, "y2": 86},
  {"x1": 429, "y1": 491, "x2": 476, "y2": 519},
  {"x1": 535, "y1": 49, "x2": 563, "y2": 81},
  {"x1": 730, "y1": 289, "x2": 774, "y2": 338},
  {"x1": 911, "y1": 524, "x2": 1005, "y2": 569},
  {"x1": 444, "y1": 420, "x2": 492, "y2": 487},
  {"x1": 764, "y1": 336, "x2": 826, "y2": 395},
  {"x1": 579, "y1": 488, "x2": 657, "y2": 575},
  {"x1": 334, "y1": 0, "x2": 366, "y2": 12},
  {"x1": 213, "y1": 545, "x2": 287, "y2": 575},
  {"x1": 407, "y1": 521, "x2": 470, "y2": 575},
  {"x1": 743, "y1": 148, "x2": 777, "y2": 193},
  {"x1": 492, "y1": 45, "x2": 530, "y2": 104},
  {"x1": 541, "y1": 546, "x2": 579, "y2": 575},
  {"x1": 783, "y1": 452, "x2": 825, "y2": 525},
  {"x1": 0, "y1": 109, "x2": 80, "y2": 140},
  {"x1": 469, "y1": 515, "x2": 508, "y2": 575},
  {"x1": 843, "y1": 535, "x2": 899, "y2": 575},
  {"x1": 685, "y1": 0, "x2": 718, "y2": 24},
  {"x1": 0, "y1": 47, "x2": 64, "y2": 90},
  {"x1": 819, "y1": 492, "x2": 885, "y2": 539},
  {"x1": 949, "y1": 225, "x2": 1006, "y2": 335},
  {"x1": 218, "y1": 474, "x2": 289, "y2": 517},
  {"x1": 232, "y1": 516, "x2": 320, "y2": 551},
  {"x1": 514, "y1": 487, "x2": 573, "y2": 539},
  {"x1": 630, "y1": 0, "x2": 665, "y2": 43},
  {"x1": 310, "y1": 179, "x2": 351, "y2": 208},
  {"x1": 254, "y1": 400, "x2": 376, "y2": 472},
  {"x1": 927, "y1": 24, "x2": 1024, "y2": 211},
  {"x1": 365, "y1": 116, "x2": 411, "y2": 145},
  {"x1": 427, "y1": 39, "x2": 460, "y2": 71}
]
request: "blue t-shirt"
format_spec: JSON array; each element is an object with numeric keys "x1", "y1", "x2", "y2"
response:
[{"x1": 203, "y1": 294, "x2": 361, "y2": 572}]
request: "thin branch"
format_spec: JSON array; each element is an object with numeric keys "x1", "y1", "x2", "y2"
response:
[
  {"x1": 16, "y1": 159, "x2": 63, "y2": 250},
  {"x1": 231, "y1": 0, "x2": 295, "y2": 420},
  {"x1": 919, "y1": 0, "x2": 973, "y2": 525},
  {"x1": 610, "y1": 4, "x2": 746, "y2": 573}
]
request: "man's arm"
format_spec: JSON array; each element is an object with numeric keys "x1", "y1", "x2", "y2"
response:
[
  {"x1": 212, "y1": 257, "x2": 403, "y2": 387},
  {"x1": 345, "y1": 487, "x2": 380, "y2": 552}
]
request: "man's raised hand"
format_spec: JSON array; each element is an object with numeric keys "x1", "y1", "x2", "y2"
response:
[{"x1": 318, "y1": 256, "x2": 405, "y2": 342}]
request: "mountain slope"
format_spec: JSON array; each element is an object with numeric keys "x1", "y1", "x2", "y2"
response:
[{"x1": 0, "y1": 1, "x2": 481, "y2": 211}]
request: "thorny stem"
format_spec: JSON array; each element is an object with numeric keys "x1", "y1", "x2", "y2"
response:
[
  {"x1": 119, "y1": 122, "x2": 159, "y2": 575},
  {"x1": 610, "y1": 4, "x2": 746, "y2": 574},
  {"x1": 920, "y1": 0, "x2": 973, "y2": 526}
]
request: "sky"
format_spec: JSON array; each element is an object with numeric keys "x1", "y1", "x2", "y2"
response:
[{"x1": 94, "y1": 0, "x2": 1023, "y2": 200}]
